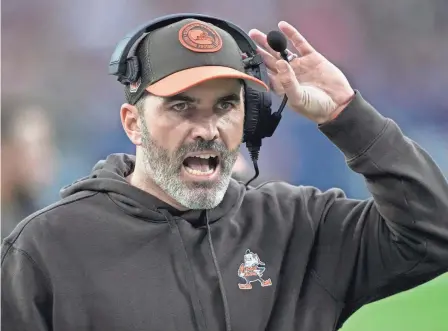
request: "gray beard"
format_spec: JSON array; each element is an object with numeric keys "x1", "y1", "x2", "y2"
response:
[{"x1": 139, "y1": 119, "x2": 239, "y2": 210}]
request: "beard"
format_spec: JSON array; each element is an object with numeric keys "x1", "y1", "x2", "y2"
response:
[{"x1": 139, "y1": 120, "x2": 240, "y2": 210}]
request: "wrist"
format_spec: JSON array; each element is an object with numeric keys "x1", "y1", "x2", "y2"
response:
[{"x1": 318, "y1": 91, "x2": 356, "y2": 124}]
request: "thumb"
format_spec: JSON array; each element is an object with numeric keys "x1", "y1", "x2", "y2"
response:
[{"x1": 276, "y1": 60, "x2": 301, "y2": 101}]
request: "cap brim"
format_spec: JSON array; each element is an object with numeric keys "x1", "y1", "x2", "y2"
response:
[{"x1": 146, "y1": 66, "x2": 269, "y2": 97}]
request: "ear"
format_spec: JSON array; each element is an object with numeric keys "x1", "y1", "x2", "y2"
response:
[{"x1": 120, "y1": 103, "x2": 142, "y2": 146}]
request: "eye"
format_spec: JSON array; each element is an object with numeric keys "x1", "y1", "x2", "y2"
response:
[
  {"x1": 217, "y1": 101, "x2": 235, "y2": 111},
  {"x1": 170, "y1": 102, "x2": 190, "y2": 112}
]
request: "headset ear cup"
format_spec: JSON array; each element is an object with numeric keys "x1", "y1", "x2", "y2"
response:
[{"x1": 243, "y1": 87, "x2": 261, "y2": 142}]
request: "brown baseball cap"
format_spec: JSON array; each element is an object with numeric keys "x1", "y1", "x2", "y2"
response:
[{"x1": 124, "y1": 18, "x2": 269, "y2": 105}]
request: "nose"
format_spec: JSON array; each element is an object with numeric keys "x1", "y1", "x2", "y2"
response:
[{"x1": 191, "y1": 118, "x2": 219, "y2": 141}]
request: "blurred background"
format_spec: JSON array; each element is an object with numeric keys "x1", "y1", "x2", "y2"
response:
[{"x1": 1, "y1": 0, "x2": 447, "y2": 330}]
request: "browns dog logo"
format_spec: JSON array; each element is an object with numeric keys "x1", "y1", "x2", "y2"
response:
[
  {"x1": 238, "y1": 249, "x2": 272, "y2": 290},
  {"x1": 179, "y1": 22, "x2": 223, "y2": 53}
]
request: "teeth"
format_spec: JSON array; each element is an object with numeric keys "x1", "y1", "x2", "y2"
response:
[
  {"x1": 184, "y1": 166, "x2": 214, "y2": 176},
  {"x1": 192, "y1": 154, "x2": 215, "y2": 159}
]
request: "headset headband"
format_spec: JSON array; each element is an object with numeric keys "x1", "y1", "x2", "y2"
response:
[{"x1": 108, "y1": 13, "x2": 260, "y2": 80}]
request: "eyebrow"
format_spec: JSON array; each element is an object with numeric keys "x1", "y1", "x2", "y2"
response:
[
  {"x1": 217, "y1": 93, "x2": 241, "y2": 104},
  {"x1": 162, "y1": 94, "x2": 198, "y2": 104},
  {"x1": 162, "y1": 92, "x2": 241, "y2": 105}
]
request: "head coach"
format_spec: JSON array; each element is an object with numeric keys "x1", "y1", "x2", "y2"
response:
[{"x1": 2, "y1": 13, "x2": 448, "y2": 331}]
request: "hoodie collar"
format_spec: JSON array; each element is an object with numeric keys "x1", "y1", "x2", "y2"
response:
[{"x1": 60, "y1": 153, "x2": 245, "y2": 227}]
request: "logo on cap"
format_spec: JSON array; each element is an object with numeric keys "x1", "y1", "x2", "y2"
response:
[{"x1": 179, "y1": 22, "x2": 223, "y2": 53}]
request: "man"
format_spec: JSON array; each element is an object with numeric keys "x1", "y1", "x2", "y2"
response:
[
  {"x1": 2, "y1": 17, "x2": 448, "y2": 331},
  {"x1": 1, "y1": 97, "x2": 57, "y2": 239}
]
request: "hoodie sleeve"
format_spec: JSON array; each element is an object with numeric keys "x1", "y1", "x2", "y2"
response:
[
  {"x1": 303, "y1": 91, "x2": 448, "y2": 327},
  {"x1": 1, "y1": 241, "x2": 53, "y2": 331}
]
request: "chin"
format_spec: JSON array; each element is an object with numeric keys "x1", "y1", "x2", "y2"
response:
[{"x1": 176, "y1": 179, "x2": 230, "y2": 210}]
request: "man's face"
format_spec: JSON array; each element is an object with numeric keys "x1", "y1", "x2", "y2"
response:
[{"x1": 138, "y1": 78, "x2": 244, "y2": 210}]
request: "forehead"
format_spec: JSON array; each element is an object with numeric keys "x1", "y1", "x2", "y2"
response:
[
  {"x1": 146, "y1": 78, "x2": 244, "y2": 105},
  {"x1": 179, "y1": 78, "x2": 243, "y2": 96}
]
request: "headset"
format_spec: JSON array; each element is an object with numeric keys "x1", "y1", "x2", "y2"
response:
[{"x1": 109, "y1": 13, "x2": 285, "y2": 186}]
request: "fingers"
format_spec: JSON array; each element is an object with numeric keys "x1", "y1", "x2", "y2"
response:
[
  {"x1": 278, "y1": 21, "x2": 315, "y2": 56},
  {"x1": 256, "y1": 46, "x2": 278, "y2": 72},
  {"x1": 267, "y1": 71, "x2": 284, "y2": 95},
  {"x1": 248, "y1": 29, "x2": 281, "y2": 59},
  {"x1": 275, "y1": 60, "x2": 302, "y2": 105}
]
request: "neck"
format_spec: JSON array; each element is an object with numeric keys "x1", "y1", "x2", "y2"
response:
[{"x1": 127, "y1": 162, "x2": 188, "y2": 212}]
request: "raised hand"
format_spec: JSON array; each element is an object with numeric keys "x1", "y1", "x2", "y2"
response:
[{"x1": 249, "y1": 21, "x2": 355, "y2": 124}]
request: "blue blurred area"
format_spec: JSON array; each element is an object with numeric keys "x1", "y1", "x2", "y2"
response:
[{"x1": 2, "y1": 0, "x2": 447, "y2": 236}]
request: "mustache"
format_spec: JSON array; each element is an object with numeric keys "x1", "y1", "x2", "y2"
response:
[{"x1": 176, "y1": 140, "x2": 236, "y2": 159}]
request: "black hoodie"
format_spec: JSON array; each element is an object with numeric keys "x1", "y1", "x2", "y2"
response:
[{"x1": 2, "y1": 92, "x2": 448, "y2": 331}]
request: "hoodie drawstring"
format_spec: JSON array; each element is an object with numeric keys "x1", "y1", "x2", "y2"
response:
[
  {"x1": 159, "y1": 208, "x2": 232, "y2": 331},
  {"x1": 159, "y1": 209, "x2": 208, "y2": 331},
  {"x1": 205, "y1": 210, "x2": 232, "y2": 331}
]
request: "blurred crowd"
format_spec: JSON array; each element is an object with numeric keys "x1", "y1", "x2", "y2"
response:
[{"x1": 2, "y1": 0, "x2": 447, "y2": 239}]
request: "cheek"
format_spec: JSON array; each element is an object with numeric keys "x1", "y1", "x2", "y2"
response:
[
  {"x1": 219, "y1": 111, "x2": 244, "y2": 146},
  {"x1": 146, "y1": 117, "x2": 190, "y2": 153}
]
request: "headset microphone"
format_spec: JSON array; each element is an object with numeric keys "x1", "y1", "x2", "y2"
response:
[
  {"x1": 267, "y1": 30, "x2": 289, "y2": 61},
  {"x1": 244, "y1": 30, "x2": 293, "y2": 186},
  {"x1": 265, "y1": 30, "x2": 291, "y2": 122}
]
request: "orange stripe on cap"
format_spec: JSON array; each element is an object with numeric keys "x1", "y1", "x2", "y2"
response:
[{"x1": 146, "y1": 66, "x2": 269, "y2": 97}]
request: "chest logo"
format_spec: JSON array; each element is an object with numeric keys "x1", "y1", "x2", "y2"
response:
[{"x1": 238, "y1": 249, "x2": 272, "y2": 290}]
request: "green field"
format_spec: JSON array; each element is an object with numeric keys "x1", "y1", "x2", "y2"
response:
[{"x1": 341, "y1": 273, "x2": 448, "y2": 331}]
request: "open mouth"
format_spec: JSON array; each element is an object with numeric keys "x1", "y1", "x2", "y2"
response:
[{"x1": 182, "y1": 154, "x2": 220, "y2": 176}]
